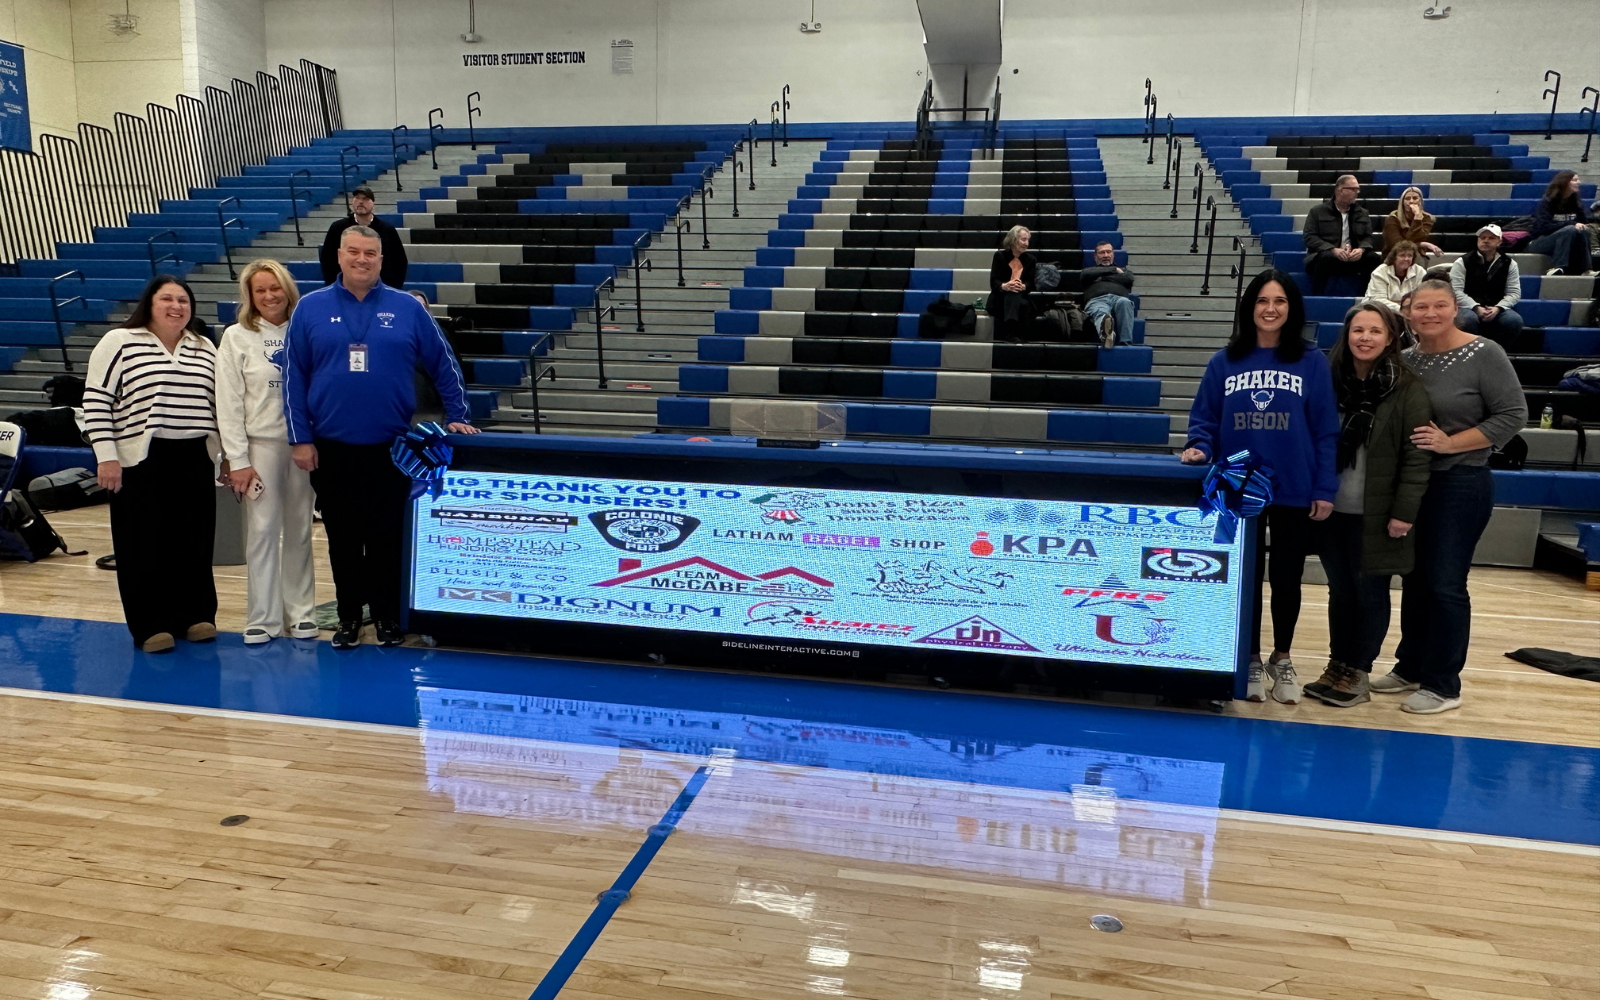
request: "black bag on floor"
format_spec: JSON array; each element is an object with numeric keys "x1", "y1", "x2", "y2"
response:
[
  {"x1": 1, "y1": 407, "x2": 85, "y2": 447},
  {"x1": 0, "y1": 420, "x2": 74, "y2": 562},
  {"x1": 28, "y1": 467, "x2": 107, "y2": 511},
  {"x1": 918, "y1": 299, "x2": 977, "y2": 339},
  {"x1": 42, "y1": 375, "x2": 85, "y2": 408}
]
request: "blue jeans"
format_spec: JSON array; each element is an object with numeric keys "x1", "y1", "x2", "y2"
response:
[
  {"x1": 1393, "y1": 465, "x2": 1495, "y2": 698},
  {"x1": 1321, "y1": 512, "x2": 1392, "y2": 673},
  {"x1": 1084, "y1": 293, "x2": 1135, "y2": 344},
  {"x1": 1527, "y1": 225, "x2": 1594, "y2": 273},
  {"x1": 1455, "y1": 306, "x2": 1524, "y2": 348}
]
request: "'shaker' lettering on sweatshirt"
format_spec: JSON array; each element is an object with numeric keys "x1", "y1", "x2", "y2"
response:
[
  {"x1": 282, "y1": 278, "x2": 469, "y2": 446},
  {"x1": 1184, "y1": 346, "x2": 1341, "y2": 507}
]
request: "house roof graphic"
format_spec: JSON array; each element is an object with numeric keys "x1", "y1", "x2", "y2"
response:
[{"x1": 595, "y1": 556, "x2": 833, "y2": 588}]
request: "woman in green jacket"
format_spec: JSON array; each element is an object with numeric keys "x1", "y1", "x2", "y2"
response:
[{"x1": 1305, "y1": 301, "x2": 1433, "y2": 707}]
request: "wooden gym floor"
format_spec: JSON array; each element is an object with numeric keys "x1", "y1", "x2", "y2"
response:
[{"x1": 0, "y1": 505, "x2": 1594, "y2": 1000}]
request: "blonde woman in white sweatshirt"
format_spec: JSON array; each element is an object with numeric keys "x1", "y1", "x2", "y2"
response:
[{"x1": 216, "y1": 259, "x2": 318, "y2": 644}]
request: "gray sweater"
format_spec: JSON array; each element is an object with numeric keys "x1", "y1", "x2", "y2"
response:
[{"x1": 1402, "y1": 337, "x2": 1528, "y2": 470}]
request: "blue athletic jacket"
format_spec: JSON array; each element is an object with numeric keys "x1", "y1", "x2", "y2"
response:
[{"x1": 282, "y1": 277, "x2": 469, "y2": 446}]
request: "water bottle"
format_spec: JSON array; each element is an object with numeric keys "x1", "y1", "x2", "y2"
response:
[{"x1": 1540, "y1": 406, "x2": 1554, "y2": 430}]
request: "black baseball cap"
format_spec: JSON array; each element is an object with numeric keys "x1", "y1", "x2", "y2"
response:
[{"x1": 350, "y1": 185, "x2": 375, "y2": 198}]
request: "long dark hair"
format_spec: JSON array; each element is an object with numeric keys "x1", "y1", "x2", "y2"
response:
[
  {"x1": 1227, "y1": 268, "x2": 1307, "y2": 362},
  {"x1": 126, "y1": 274, "x2": 207, "y2": 337},
  {"x1": 1327, "y1": 301, "x2": 1407, "y2": 375},
  {"x1": 1540, "y1": 169, "x2": 1579, "y2": 211}
]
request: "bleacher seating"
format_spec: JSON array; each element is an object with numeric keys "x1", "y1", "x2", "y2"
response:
[
  {"x1": 1198, "y1": 130, "x2": 1600, "y2": 428},
  {"x1": 651, "y1": 133, "x2": 1169, "y2": 448}
]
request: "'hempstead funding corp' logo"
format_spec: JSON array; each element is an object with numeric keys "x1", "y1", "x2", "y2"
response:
[{"x1": 588, "y1": 510, "x2": 701, "y2": 553}]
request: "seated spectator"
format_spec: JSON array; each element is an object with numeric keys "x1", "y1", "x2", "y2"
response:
[
  {"x1": 1080, "y1": 240, "x2": 1135, "y2": 348},
  {"x1": 1396, "y1": 290, "x2": 1418, "y2": 349},
  {"x1": 1448, "y1": 225, "x2": 1523, "y2": 347},
  {"x1": 1381, "y1": 187, "x2": 1442, "y2": 258},
  {"x1": 1365, "y1": 240, "x2": 1427, "y2": 313},
  {"x1": 987, "y1": 226, "x2": 1038, "y2": 343},
  {"x1": 1527, "y1": 170, "x2": 1593, "y2": 276},
  {"x1": 1303, "y1": 175, "x2": 1381, "y2": 294}
]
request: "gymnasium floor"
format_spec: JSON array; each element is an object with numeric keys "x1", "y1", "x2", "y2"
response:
[{"x1": 0, "y1": 505, "x2": 1595, "y2": 1000}]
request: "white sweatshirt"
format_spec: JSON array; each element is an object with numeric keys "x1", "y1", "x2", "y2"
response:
[{"x1": 215, "y1": 319, "x2": 291, "y2": 469}]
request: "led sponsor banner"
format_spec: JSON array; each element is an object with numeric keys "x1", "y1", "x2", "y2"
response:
[{"x1": 410, "y1": 471, "x2": 1247, "y2": 672}]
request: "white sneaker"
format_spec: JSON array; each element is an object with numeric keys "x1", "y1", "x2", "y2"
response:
[
  {"x1": 243, "y1": 628, "x2": 273, "y2": 645},
  {"x1": 1245, "y1": 657, "x2": 1266, "y2": 702},
  {"x1": 1370, "y1": 671, "x2": 1421, "y2": 694},
  {"x1": 1400, "y1": 689, "x2": 1462, "y2": 715},
  {"x1": 1099, "y1": 315, "x2": 1116, "y2": 348},
  {"x1": 288, "y1": 621, "x2": 320, "y2": 639},
  {"x1": 1266, "y1": 656, "x2": 1301, "y2": 704}
]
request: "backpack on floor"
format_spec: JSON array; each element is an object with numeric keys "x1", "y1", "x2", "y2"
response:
[
  {"x1": 1, "y1": 406, "x2": 85, "y2": 447},
  {"x1": 0, "y1": 421, "x2": 75, "y2": 562},
  {"x1": 42, "y1": 375, "x2": 85, "y2": 408},
  {"x1": 27, "y1": 467, "x2": 107, "y2": 511},
  {"x1": 918, "y1": 299, "x2": 977, "y2": 340},
  {"x1": 1558, "y1": 364, "x2": 1600, "y2": 395}
]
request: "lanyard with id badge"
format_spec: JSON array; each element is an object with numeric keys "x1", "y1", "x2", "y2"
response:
[{"x1": 340, "y1": 290, "x2": 376, "y2": 373}]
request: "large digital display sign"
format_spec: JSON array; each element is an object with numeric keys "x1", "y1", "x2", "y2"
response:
[{"x1": 409, "y1": 471, "x2": 1247, "y2": 674}]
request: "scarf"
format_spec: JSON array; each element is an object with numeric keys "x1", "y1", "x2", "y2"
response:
[{"x1": 1335, "y1": 355, "x2": 1399, "y2": 471}]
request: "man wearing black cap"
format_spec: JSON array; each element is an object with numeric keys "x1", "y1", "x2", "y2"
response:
[{"x1": 318, "y1": 186, "x2": 409, "y2": 289}]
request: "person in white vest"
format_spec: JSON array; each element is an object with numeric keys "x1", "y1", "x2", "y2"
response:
[{"x1": 216, "y1": 259, "x2": 318, "y2": 644}]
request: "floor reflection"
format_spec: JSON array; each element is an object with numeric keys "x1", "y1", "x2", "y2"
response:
[{"x1": 420, "y1": 686, "x2": 1223, "y2": 903}]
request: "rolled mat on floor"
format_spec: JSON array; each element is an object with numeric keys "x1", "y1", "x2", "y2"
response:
[{"x1": 1505, "y1": 648, "x2": 1600, "y2": 682}]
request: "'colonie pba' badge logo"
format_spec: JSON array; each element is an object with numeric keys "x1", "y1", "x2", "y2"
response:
[{"x1": 588, "y1": 510, "x2": 701, "y2": 553}]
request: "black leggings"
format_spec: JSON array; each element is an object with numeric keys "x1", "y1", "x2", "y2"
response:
[{"x1": 1251, "y1": 504, "x2": 1320, "y2": 656}]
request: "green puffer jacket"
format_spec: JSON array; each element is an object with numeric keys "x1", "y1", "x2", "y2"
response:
[{"x1": 1350, "y1": 370, "x2": 1434, "y2": 576}]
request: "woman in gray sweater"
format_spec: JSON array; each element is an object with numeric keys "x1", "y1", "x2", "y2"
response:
[{"x1": 1370, "y1": 279, "x2": 1528, "y2": 714}]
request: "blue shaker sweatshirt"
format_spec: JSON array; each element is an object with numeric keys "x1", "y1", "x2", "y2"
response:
[
  {"x1": 282, "y1": 277, "x2": 470, "y2": 446},
  {"x1": 1184, "y1": 346, "x2": 1341, "y2": 507}
]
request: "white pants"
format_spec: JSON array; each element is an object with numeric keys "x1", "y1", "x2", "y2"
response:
[{"x1": 243, "y1": 436, "x2": 316, "y2": 634}]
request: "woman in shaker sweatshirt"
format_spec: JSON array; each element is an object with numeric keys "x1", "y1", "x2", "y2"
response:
[{"x1": 216, "y1": 259, "x2": 318, "y2": 644}]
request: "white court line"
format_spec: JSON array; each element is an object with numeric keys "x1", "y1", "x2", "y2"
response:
[{"x1": 2, "y1": 687, "x2": 1594, "y2": 858}]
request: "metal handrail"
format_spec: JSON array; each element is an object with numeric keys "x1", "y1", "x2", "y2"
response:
[
  {"x1": 1142, "y1": 79, "x2": 1152, "y2": 143},
  {"x1": 287, "y1": 168, "x2": 311, "y2": 246},
  {"x1": 730, "y1": 158, "x2": 743, "y2": 217},
  {"x1": 1146, "y1": 95, "x2": 1158, "y2": 164},
  {"x1": 591, "y1": 274, "x2": 616, "y2": 389},
  {"x1": 48, "y1": 270, "x2": 85, "y2": 372},
  {"x1": 986, "y1": 83, "x2": 1002, "y2": 161},
  {"x1": 744, "y1": 118, "x2": 758, "y2": 189},
  {"x1": 1580, "y1": 86, "x2": 1599, "y2": 163},
  {"x1": 390, "y1": 125, "x2": 411, "y2": 191},
  {"x1": 336, "y1": 144, "x2": 360, "y2": 196},
  {"x1": 699, "y1": 165, "x2": 713, "y2": 248},
  {"x1": 1228, "y1": 236, "x2": 1249, "y2": 303},
  {"x1": 1168, "y1": 141, "x2": 1183, "y2": 218},
  {"x1": 630, "y1": 232, "x2": 651, "y2": 332},
  {"x1": 770, "y1": 102, "x2": 780, "y2": 167},
  {"x1": 467, "y1": 91, "x2": 482, "y2": 150},
  {"x1": 781, "y1": 84, "x2": 791, "y2": 146},
  {"x1": 1199, "y1": 197, "x2": 1218, "y2": 294},
  {"x1": 525, "y1": 331, "x2": 556, "y2": 434},
  {"x1": 1543, "y1": 70, "x2": 1562, "y2": 140},
  {"x1": 1162, "y1": 114, "x2": 1175, "y2": 188},
  {"x1": 427, "y1": 108, "x2": 445, "y2": 169},
  {"x1": 145, "y1": 230, "x2": 180, "y2": 276},
  {"x1": 1190, "y1": 162, "x2": 1206, "y2": 253},
  {"x1": 216, "y1": 195, "x2": 247, "y2": 279}
]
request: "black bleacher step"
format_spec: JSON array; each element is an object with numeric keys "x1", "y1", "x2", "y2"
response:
[
  {"x1": 407, "y1": 229, "x2": 617, "y2": 246},
  {"x1": 1523, "y1": 390, "x2": 1600, "y2": 426},
  {"x1": 1266, "y1": 134, "x2": 1476, "y2": 146},
  {"x1": 425, "y1": 212, "x2": 628, "y2": 229},
  {"x1": 1279, "y1": 169, "x2": 1535, "y2": 185},
  {"x1": 1511, "y1": 356, "x2": 1592, "y2": 388}
]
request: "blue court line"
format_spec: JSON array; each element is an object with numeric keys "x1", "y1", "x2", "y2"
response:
[
  {"x1": 529, "y1": 765, "x2": 711, "y2": 1000},
  {"x1": 0, "y1": 612, "x2": 1595, "y2": 845}
]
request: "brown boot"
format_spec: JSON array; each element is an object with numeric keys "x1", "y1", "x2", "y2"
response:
[
  {"x1": 1304, "y1": 660, "x2": 1344, "y2": 701},
  {"x1": 185, "y1": 622, "x2": 217, "y2": 643},
  {"x1": 1318, "y1": 664, "x2": 1371, "y2": 707}
]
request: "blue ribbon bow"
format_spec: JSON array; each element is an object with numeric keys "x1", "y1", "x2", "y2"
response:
[
  {"x1": 391, "y1": 422, "x2": 455, "y2": 500},
  {"x1": 1197, "y1": 449, "x2": 1274, "y2": 544}
]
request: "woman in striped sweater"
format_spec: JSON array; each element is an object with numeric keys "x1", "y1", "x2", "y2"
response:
[{"x1": 85, "y1": 275, "x2": 221, "y2": 653}]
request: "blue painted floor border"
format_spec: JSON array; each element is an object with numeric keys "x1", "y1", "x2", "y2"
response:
[{"x1": 0, "y1": 612, "x2": 1595, "y2": 846}]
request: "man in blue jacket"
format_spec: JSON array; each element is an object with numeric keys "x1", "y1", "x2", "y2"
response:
[{"x1": 283, "y1": 225, "x2": 480, "y2": 650}]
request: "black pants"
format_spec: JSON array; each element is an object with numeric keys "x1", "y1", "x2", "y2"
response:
[
  {"x1": 1305, "y1": 249, "x2": 1380, "y2": 294},
  {"x1": 109, "y1": 436, "x2": 217, "y2": 645},
  {"x1": 309, "y1": 438, "x2": 412, "y2": 624},
  {"x1": 1321, "y1": 511, "x2": 1393, "y2": 672},
  {"x1": 986, "y1": 291, "x2": 1036, "y2": 342},
  {"x1": 1251, "y1": 504, "x2": 1319, "y2": 656},
  {"x1": 1393, "y1": 465, "x2": 1495, "y2": 698}
]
